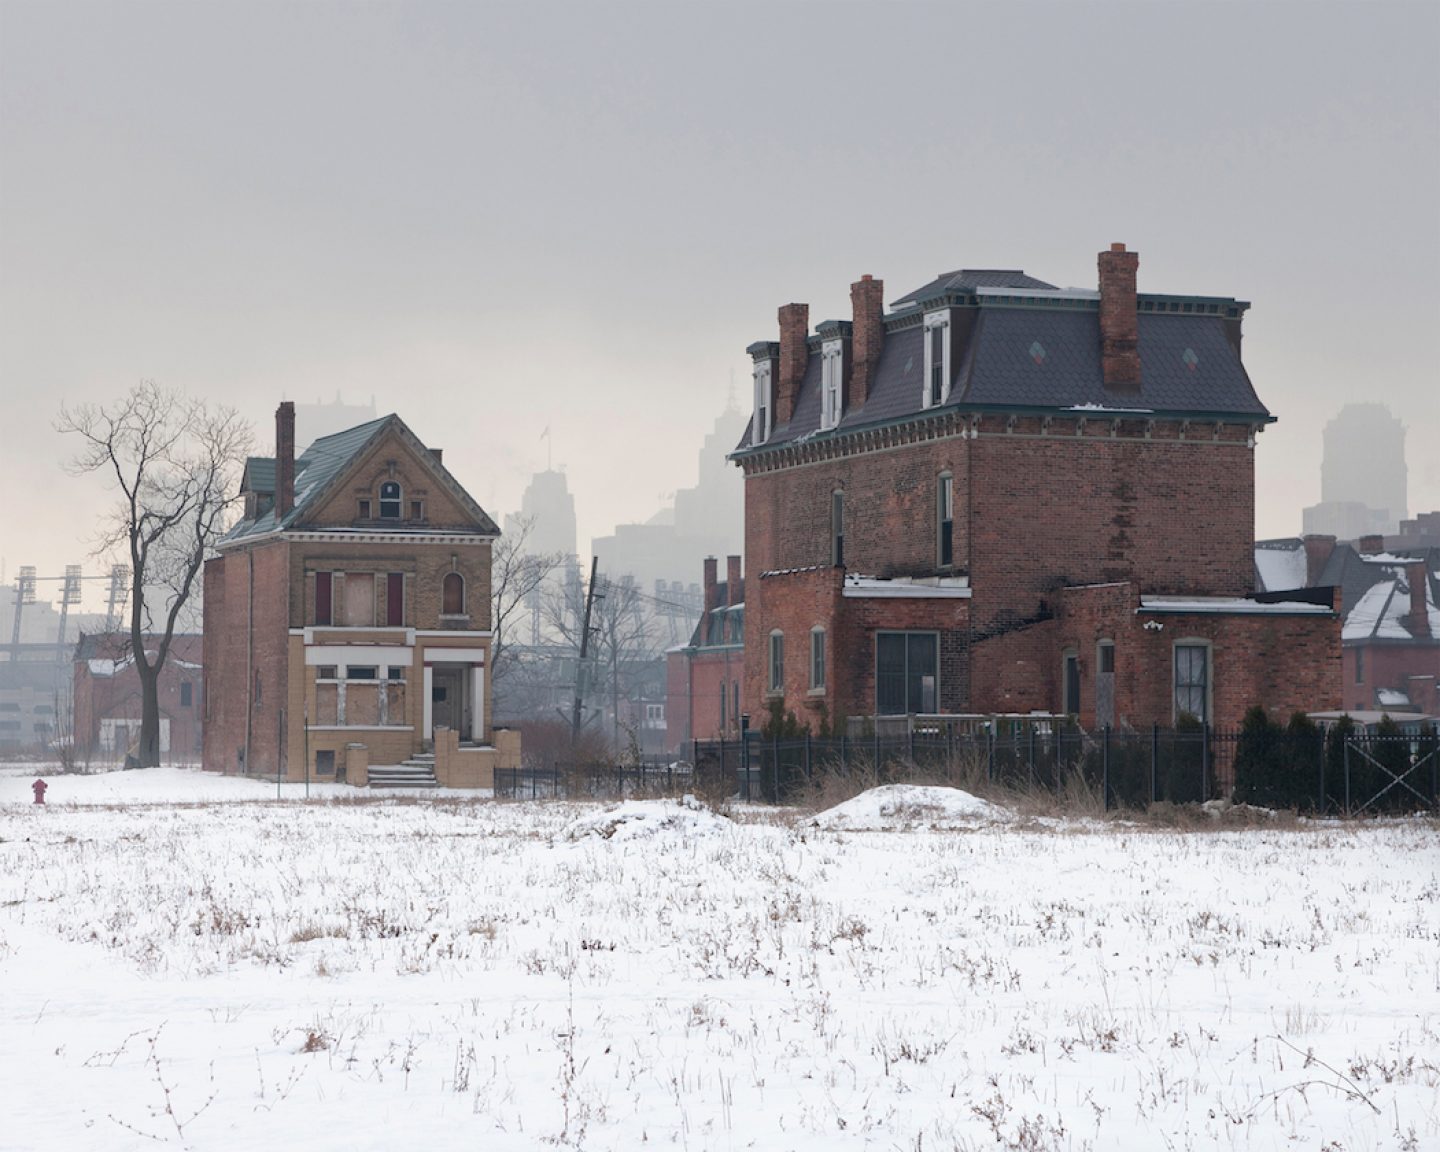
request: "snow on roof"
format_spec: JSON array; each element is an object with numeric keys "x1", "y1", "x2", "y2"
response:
[
  {"x1": 1376, "y1": 688, "x2": 1411, "y2": 708},
  {"x1": 843, "y1": 574, "x2": 972, "y2": 599},
  {"x1": 1254, "y1": 544, "x2": 1308, "y2": 593},
  {"x1": 1359, "y1": 552, "x2": 1426, "y2": 566},
  {"x1": 1343, "y1": 575, "x2": 1440, "y2": 641},
  {"x1": 87, "y1": 659, "x2": 119, "y2": 676},
  {"x1": 1067, "y1": 403, "x2": 1155, "y2": 414},
  {"x1": 1138, "y1": 596, "x2": 1332, "y2": 615}
]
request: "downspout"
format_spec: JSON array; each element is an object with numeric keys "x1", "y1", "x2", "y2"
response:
[{"x1": 244, "y1": 549, "x2": 253, "y2": 775}]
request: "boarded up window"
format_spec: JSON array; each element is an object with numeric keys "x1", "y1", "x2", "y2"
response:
[
  {"x1": 343, "y1": 573, "x2": 375, "y2": 627},
  {"x1": 386, "y1": 573, "x2": 404, "y2": 627},
  {"x1": 316, "y1": 683, "x2": 339, "y2": 725},
  {"x1": 315, "y1": 572, "x2": 332, "y2": 626},
  {"x1": 385, "y1": 681, "x2": 406, "y2": 724},
  {"x1": 347, "y1": 683, "x2": 380, "y2": 725}
]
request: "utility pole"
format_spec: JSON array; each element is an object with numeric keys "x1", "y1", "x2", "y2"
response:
[{"x1": 570, "y1": 556, "x2": 600, "y2": 753}]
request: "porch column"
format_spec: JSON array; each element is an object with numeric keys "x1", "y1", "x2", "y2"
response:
[
  {"x1": 423, "y1": 664, "x2": 434, "y2": 739},
  {"x1": 471, "y1": 663, "x2": 485, "y2": 744}
]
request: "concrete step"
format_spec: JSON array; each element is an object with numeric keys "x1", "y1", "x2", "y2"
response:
[{"x1": 369, "y1": 763, "x2": 439, "y2": 789}]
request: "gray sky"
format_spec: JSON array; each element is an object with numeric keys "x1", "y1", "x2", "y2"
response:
[{"x1": 2, "y1": 0, "x2": 1437, "y2": 611}]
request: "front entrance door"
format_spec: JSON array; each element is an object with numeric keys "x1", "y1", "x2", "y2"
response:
[{"x1": 432, "y1": 668, "x2": 464, "y2": 737}]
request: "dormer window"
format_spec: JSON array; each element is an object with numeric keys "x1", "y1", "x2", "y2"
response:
[
  {"x1": 379, "y1": 481, "x2": 401, "y2": 519},
  {"x1": 820, "y1": 340, "x2": 843, "y2": 430},
  {"x1": 752, "y1": 361, "x2": 773, "y2": 446},
  {"x1": 923, "y1": 310, "x2": 951, "y2": 408}
]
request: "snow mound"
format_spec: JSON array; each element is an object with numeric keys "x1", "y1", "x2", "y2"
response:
[
  {"x1": 812, "y1": 784, "x2": 1006, "y2": 831},
  {"x1": 559, "y1": 795, "x2": 731, "y2": 842}
]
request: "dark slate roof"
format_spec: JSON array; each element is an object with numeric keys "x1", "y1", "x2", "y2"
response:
[
  {"x1": 221, "y1": 415, "x2": 499, "y2": 545},
  {"x1": 241, "y1": 457, "x2": 276, "y2": 495},
  {"x1": 956, "y1": 309, "x2": 1266, "y2": 415},
  {"x1": 891, "y1": 269, "x2": 1057, "y2": 309},
  {"x1": 739, "y1": 297, "x2": 1269, "y2": 454}
]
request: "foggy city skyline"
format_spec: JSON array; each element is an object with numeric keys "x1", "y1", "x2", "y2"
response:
[{"x1": 2, "y1": 1, "x2": 1437, "y2": 613}]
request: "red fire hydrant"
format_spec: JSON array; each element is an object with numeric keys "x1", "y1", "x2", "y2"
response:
[{"x1": 32, "y1": 778, "x2": 47, "y2": 805}]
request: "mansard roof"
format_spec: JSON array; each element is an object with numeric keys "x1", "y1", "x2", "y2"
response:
[{"x1": 737, "y1": 269, "x2": 1268, "y2": 456}]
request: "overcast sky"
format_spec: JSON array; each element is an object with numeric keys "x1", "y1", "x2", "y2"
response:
[{"x1": 2, "y1": 0, "x2": 1437, "y2": 610}]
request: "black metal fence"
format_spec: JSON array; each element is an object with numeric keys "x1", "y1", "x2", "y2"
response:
[
  {"x1": 495, "y1": 720, "x2": 1439, "y2": 815},
  {"x1": 688, "y1": 720, "x2": 1439, "y2": 815},
  {"x1": 494, "y1": 757, "x2": 693, "y2": 801}
]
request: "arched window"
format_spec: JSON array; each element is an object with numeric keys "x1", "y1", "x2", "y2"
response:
[
  {"x1": 442, "y1": 572, "x2": 465, "y2": 616},
  {"x1": 379, "y1": 481, "x2": 402, "y2": 519}
]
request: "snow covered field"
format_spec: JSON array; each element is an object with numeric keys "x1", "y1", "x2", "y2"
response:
[{"x1": 2, "y1": 768, "x2": 1436, "y2": 1151}]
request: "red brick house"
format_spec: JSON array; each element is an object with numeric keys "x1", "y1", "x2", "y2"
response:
[
  {"x1": 732, "y1": 244, "x2": 1340, "y2": 736},
  {"x1": 72, "y1": 632, "x2": 203, "y2": 763},
  {"x1": 1256, "y1": 535, "x2": 1439, "y2": 715},
  {"x1": 203, "y1": 404, "x2": 520, "y2": 787},
  {"x1": 666, "y1": 555, "x2": 744, "y2": 751}
]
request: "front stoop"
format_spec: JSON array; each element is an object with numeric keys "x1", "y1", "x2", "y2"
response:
[{"x1": 368, "y1": 755, "x2": 438, "y2": 789}]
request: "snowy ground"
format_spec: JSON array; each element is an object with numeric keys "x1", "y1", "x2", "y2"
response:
[{"x1": 2, "y1": 769, "x2": 1437, "y2": 1151}]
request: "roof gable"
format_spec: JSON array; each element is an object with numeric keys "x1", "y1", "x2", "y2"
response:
[{"x1": 221, "y1": 414, "x2": 499, "y2": 544}]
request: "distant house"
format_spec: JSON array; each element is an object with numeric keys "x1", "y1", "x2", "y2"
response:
[
  {"x1": 732, "y1": 244, "x2": 1341, "y2": 739},
  {"x1": 1257, "y1": 535, "x2": 1439, "y2": 715},
  {"x1": 72, "y1": 633, "x2": 203, "y2": 762},
  {"x1": 1255, "y1": 535, "x2": 1434, "y2": 714},
  {"x1": 666, "y1": 555, "x2": 744, "y2": 752},
  {"x1": 203, "y1": 404, "x2": 519, "y2": 786}
]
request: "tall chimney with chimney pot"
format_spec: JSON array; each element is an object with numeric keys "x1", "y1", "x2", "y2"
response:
[
  {"x1": 1098, "y1": 243, "x2": 1141, "y2": 388},
  {"x1": 726, "y1": 555, "x2": 743, "y2": 607},
  {"x1": 776, "y1": 303, "x2": 809, "y2": 427},
  {"x1": 276, "y1": 402, "x2": 295, "y2": 519},
  {"x1": 849, "y1": 275, "x2": 884, "y2": 410}
]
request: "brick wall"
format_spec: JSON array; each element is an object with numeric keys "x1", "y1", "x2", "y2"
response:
[
  {"x1": 1053, "y1": 583, "x2": 1342, "y2": 733},
  {"x1": 202, "y1": 540, "x2": 292, "y2": 775},
  {"x1": 1344, "y1": 642, "x2": 1440, "y2": 714},
  {"x1": 288, "y1": 540, "x2": 493, "y2": 631}
]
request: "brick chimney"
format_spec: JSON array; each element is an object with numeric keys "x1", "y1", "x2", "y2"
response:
[
  {"x1": 1405, "y1": 561, "x2": 1430, "y2": 637},
  {"x1": 849, "y1": 275, "x2": 884, "y2": 410},
  {"x1": 776, "y1": 303, "x2": 810, "y2": 427},
  {"x1": 1303, "y1": 534, "x2": 1337, "y2": 585},
  {"x1": 1359, "y1": 534, "x2": 1384, "y2": 555},
  {"x1": 726, "y1": 555, "x2": 743, "y2": 606},
  {"x1": 1098, "y1": 243, "x2": 1141, "y2": 389},
  {"x1": 275, "y1": 401, "x2": 295, "y2": 519},
  {"x1": 430, "y1": 448, "x2": 443, "y2": 466},
  {"x1": 702, "y1": 556, "x2": 719, "y2": 614}
]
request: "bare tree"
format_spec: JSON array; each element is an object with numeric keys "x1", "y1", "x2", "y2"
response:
[
  {"x1": 58, "y1": 382, "x2": 250, "y2": 767},
  {"x1": 489, "y1": 514, "x2": 565, "y2": 704},
  {"x1": 544, "y1": 569, "x2": 663, "y2": 754}
]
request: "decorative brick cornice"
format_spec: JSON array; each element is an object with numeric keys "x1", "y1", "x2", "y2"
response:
[{"x1": 736, "y1": 409, "x2": 1264, "y2": 476}]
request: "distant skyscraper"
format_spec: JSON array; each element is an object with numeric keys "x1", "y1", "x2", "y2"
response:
[
  {"x1": 506, "y1": 469, "x2": 578, "y2": 560},
  {"x1": 1303, "y1": 403, "x2": 1408, "y2": 538}
]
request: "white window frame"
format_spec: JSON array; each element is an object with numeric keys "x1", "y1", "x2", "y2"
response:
[
  {"x1": 1172, "y1": 640, "x2": 1212, "y2": 724},
  {"x1": 768, "y1": 630, "x2": 784, "y2": 695},
  {"x1": 753, "y1": 361, "x2": 773, "y2": 446},
  {"x1": 820, "y1": 339, "x2": 844, "y2": 430},
  {"x1": 1061, "y1": 649, "x2": 1080, "y2": 715},
  {"x1": 923, "y1": 310, "x2": 951, "y2": 409},
  {"x1": 831, "y1": 488, "x2": 845, "y2": 567},
  {"x1": 809, "y1": 626, "x2": 826, "y2": 693}
]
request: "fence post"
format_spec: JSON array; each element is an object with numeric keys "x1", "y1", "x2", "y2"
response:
[
  {"x1": 804, "y1": 731, "x2": 812, "y2": 782},
  {"x1": 1317, "y1": 729, "x2": 1326, "y2": 814},
  {"x1": 874, "y1": 728, "x2": 881, "y2": 775},
  {"x1": 1150, "y1": 723, "x2": 1159, "y2": 805},
  {"x1": 1103, "y1": 724, "x2": 1111, "y2": 811},
  {"x1": 1028, "y1": 725, "x2": 1036, "y2": 791},
  {"x1": 1202, "y1": 721, "x2": 1210, "y2": 802},
  {"x1": 908, "y1": 720, "x2": 915, "y2": 766},
  {"x1": 1344, "y1": 737, "x2": 1351, "y2": 815},
  {"x1": 987, "y1": 725, "x2": 995, "y2": 784}
]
